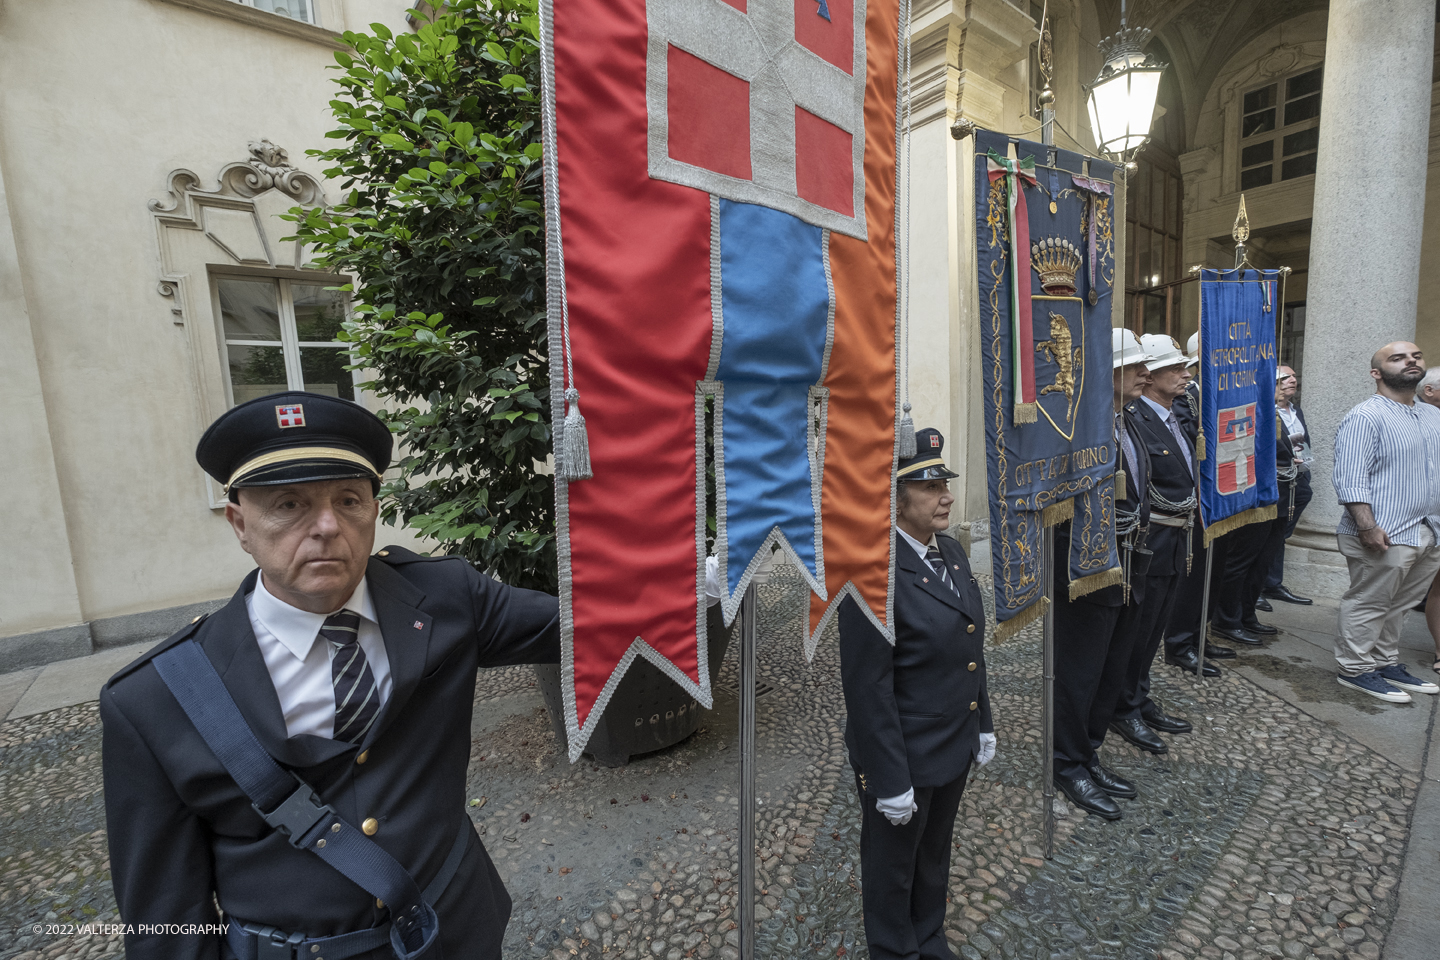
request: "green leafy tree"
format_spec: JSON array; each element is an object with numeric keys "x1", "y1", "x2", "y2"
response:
[{"x1": 289, "y1": 0, "x2": 554, "y2": 591}]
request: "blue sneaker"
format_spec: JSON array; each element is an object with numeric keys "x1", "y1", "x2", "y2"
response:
[
  {"x1": 1337, "y1": 672, "x2": 1412, "y2": 703},
  {"x1": 1377, "y1": 663, "x2": 1440, "y2": 695}
]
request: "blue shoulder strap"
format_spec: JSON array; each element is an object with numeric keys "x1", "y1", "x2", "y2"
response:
[{"x1": 153, "y1": 640, "x2": 438, "y2": 958}]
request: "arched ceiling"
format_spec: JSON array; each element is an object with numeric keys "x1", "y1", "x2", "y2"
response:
[{"x1": 1088, "y1": 0, "x2": 1329, "y2": 151}]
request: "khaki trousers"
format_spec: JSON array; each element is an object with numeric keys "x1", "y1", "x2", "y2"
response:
[{"x1": 1335, "y1": 526, "x2": 1440, "y2": 676}]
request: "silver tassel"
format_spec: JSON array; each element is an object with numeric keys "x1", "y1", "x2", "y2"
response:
[
  {"x1": 898, "y1": 401, "x2": 917, "y2": 458},
  {"x1": 558, "y1": 387, "x2": 593, "y2": 481}
]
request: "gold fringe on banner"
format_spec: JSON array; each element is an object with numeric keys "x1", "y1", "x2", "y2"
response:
[
  {"x1": 1070, "y1": 565, "x2": 1123, "y2": 601},
  {"x1": 993, "y1": 597, "x2": 1048, "y2": 642},
  {"x1": 1203, "y1": 504, "x2": 1276, "y2": 546},
  {"x1": 1115, "y1": 469, "x2": 1127, "y2": 503},
  {"x1": 1014, "y1": 402, "x2": 1038, "y2": 424},
  {"x1": 1042, "y1": 498, "x2": 1074, "y2": 527}
]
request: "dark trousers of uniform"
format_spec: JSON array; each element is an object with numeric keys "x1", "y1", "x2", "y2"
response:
[
  {"x1": 1265, "y1": 471, "x2": 1313, "y2": 589},
  {"x1": 1215, "y1": 505, "x2": 1291, "y2": 630},
  {"x1": 1164, "y1": 538, "x2": 1209, "y2": 660},
  {"x1": 857, "y1": 765, "x2": 970, "y2": 960},
  {"x1": 1052, "y1": 581, "x2": 1147, "y2": 779},
  {"x1": 1115, "y1": 571, "x2": 1180, "y2": 722}
]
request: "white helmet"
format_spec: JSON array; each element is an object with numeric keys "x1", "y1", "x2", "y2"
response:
[
  {"x1": 1113, "y1": 328, "x2": 1151, "y2": 370},
  {"x1": 1186, "y1": 332, "x2": 1199, "y2": 360},
  {"x1": 1139, "y1": 333, "x2": 1197, "y2": 371}
]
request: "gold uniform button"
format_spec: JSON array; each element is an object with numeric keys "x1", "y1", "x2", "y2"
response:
[
  {"x1": 966, "y1": 624, "x2": 976, "y2": 633},
  {"x1": 375, "y1": 898, "x2": 385, "y2": 910},
  {"x1": 377, "y1": 550, "x2": 389, "y2": 557},
  {"x1": 969, "y1": 701, "x2": 978, "y2": 711},
  {"x1": 191, "y1": 615, "x2": 202, "y2": 624},
  {"x1": 1162, "y1": 449, "x2": 1170, "y2": 455},
  {"x1": 968, "y1": 662, "x2": 977, "y2": 672},
  {"x1": 356, "y1": 750, "x2": 369, "y2": 765},
  {"x1": 362, "y1": 818, "x2": 379, "y2": 836}
]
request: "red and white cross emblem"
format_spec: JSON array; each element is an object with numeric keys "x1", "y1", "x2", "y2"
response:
[
  {"x1": 646, "y1": 0, "x2": 868, "y2": 238},
  {"x1": 275, "y1": 404, "x2": 306, "y2": 429},
  {"x1": 1215, "y1": 403, "x2": 1257, "y2": 495}
]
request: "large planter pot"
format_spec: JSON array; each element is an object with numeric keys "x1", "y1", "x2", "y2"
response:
[{"x1": 535, "y1": 604, "x2": 732, "y2": 766}]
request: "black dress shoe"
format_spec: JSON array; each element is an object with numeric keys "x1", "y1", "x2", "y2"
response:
[
  {"x1": 1165, "y1": 648, "x2": 1221, "y2": 677},
  {"x1": 1141, "y1": 707, "x2": 1193, "y2": 734},
  {"x1": 1254, "y1": 596, "x2": 1273, "y2": 613},
  {"x1": 1211, "y1": 626, "x2": 1264, "y2": 646},
  {"x1": 1241, "y1": 616, "x2": 1278, "y2": 636},
  {"x1": 1109, "y1": 717, "x2": 1168, "y2": 754},
  {"x1": 1085, "y1": 762, "x2": 1137, "y2": 799},
  {"x1": 1264, "y1": 585, "x2": 1312, "y2": 605},
  {"x1": 1204, "y1": 643, "x2": 1237, "y2": 660},
  {"x1": 1055, "y1": 773, "x2": 1123, "y2": 819}
]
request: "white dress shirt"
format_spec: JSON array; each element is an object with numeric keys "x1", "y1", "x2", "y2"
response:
[
  {"x1": 246, "y1": 574, "x2": 393, "y2": 739},
  {"x1": 895, "y1": 524, "x2": 936, "y2": 562}
]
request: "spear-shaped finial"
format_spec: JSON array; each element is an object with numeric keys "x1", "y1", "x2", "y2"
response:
[{"x1": 1232, "y1": 193, "x2": 1250, "y2": 246}]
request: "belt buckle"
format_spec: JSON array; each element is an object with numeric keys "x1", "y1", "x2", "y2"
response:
[{"x1": 243, "y1": 923, "x2": 305, "y2": 960}]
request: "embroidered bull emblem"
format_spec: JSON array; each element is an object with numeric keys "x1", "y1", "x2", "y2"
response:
[{"x1": 1035, "y1": 312, "x2": 1080, "y2": 423}]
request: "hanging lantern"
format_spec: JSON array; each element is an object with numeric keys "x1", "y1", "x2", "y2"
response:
[{"x1": 1086, "y1": 23, "x2": 1166, "y2": 162}]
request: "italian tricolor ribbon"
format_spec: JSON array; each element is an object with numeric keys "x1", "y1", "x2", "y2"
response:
[{"x1": 987, "y1": 152, "x2": 1038, "y2": 424}]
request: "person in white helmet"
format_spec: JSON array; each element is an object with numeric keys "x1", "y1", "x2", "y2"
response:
[
  {"x1": 1050, "y1": 329, "x2": 1153, "y2": 820},
  {"x1": 1113, "y1": 334, "x2": 1200, "y2": 756},
  {"x1": 1163, "y1": 331, "x2": 1238, "y2": 673}
]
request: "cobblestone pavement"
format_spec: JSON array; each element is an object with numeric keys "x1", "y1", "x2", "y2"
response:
[{"x1": 0, "y1": 566, "x2": 1422, "y2": 960}]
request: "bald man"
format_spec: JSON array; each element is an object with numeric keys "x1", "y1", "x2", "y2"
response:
[
  {"x1": 1415, "y1": 368, "x2": 1440, "y2": 676},
  {"x1": 1331, "y1": 342, "x2": 1440, "y2": 703}
]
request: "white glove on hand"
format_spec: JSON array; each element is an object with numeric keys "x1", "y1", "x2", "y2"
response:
[
  {"x1": 977, "y1": 733, "x2": 997, "y2": 767},
  {"x1": 704, "y1": 556, "x2": 722, "y2": 607},
  {"x1": 876, "y1": 789, "x2": 917, "y2": 826}
]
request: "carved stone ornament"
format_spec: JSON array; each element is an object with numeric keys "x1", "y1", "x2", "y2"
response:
[
  {"x1": 150, "y1": 139, "x2": 329, "y2": 324},
  {"x1": 149, "y1": 139, "x2": 325, "y2": 214}
]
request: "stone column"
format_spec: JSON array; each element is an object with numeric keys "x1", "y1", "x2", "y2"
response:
[{"x1": 1301, "y1": 0, "x2": 1435, "y2": 536}]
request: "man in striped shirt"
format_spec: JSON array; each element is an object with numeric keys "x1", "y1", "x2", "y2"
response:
[{"x1": 1332, "y1": 342, "x2": 1440, "y2": 702}]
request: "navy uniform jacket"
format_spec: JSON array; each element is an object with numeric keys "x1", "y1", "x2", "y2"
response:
[
  {"x1": 838, "y1": 533, "x2": 991, "y2": 799},
  {"x1": 1126, "y1": 398, "x2": 1198, "y2": 578},
  {"x1": 100, "y1": 547, "x2": 560, "y2": 960},
  {"x1": 1060, "y1": 408, "x2": 1153, "y2": 607}
]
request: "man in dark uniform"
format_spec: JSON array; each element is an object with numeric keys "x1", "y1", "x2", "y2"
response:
[
  {"x1": 1050, "y1": 329, "x2": 1153, "y2": 820},
  {"x1": 839, "y1": 428, "x2": 993, "y2": 960},
  {"x1": 1262, "y1": 365, "x2": 1315, "y2": 607},
  {"x1": 1210, "y1": 408, "x2": 1300, "y2": 646},
  {"x1": 1162, "y1": 340, "x2": 1237, "y2": 675},
  {"x1": 101, "y1": 392, "x2": 560, "y2": 960},
  {"x1": 1111, "y1": 335, "x2": 1198, "y2": 755}
]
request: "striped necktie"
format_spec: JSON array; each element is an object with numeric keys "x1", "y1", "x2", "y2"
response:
[
  {"x1": 925, "y1": 546, "x2": 960, "y2": 596},
  {"x1": 323, "y1": 609, "x2": 379, "y2": 744}
]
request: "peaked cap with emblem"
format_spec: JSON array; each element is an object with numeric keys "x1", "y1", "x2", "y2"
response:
[
  {"x1": 197, "y1": 391, "x2": 392, "y2": 501},
  {"x1": 897, "y1": 427, "x2": 959, "y2": 481}
]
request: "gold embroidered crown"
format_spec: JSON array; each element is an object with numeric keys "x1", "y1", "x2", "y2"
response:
[{"x1": 1031, "y1": 238, "x2": 1082, "y2": 296}]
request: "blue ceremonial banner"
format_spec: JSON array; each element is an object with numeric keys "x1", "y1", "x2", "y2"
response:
[
  {"x1": 974, "y1": 129, "x2": 1120, "y2": 639},
  {"x1": 1197, "y1": 268, "x2": 1280, "y2": 540}
]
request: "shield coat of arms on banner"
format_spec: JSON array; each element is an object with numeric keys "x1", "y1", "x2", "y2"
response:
[
  {"x1": 1031, "y1": 238, "x2": 1085, "y2": 436},
  {"x1": 1215, "y1": 402, "x2": 1258, "y2": 494}
]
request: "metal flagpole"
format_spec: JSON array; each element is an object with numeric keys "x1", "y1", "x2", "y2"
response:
[
  {"x1": 1037, "y1": 2, "x2": 1057, "y2": 859},
  {"x1": 738, "y1": 582, "x2": 758, "y2": 960},
  {"x1": 1195, "y1": 200, "x2": 1250, "y2": 686}
]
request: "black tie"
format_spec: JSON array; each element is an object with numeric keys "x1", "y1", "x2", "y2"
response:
[
  {"x1": 323, "y1": 609, "x2": 379, "y2": 743},
  {"x1": 925, "y1": 546, "x2": 960, "y2": 596}
]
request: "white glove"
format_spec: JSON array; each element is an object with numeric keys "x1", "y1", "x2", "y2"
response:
[
  {"x1": 876, "y1": 788, "x2": 917, "y2": 826},
  {"x1": 977, "y1": 733, "x2": 997, "y2": 767},
  {"x1": 704, "y1": 556, "x2": 722, "y2": 607}
]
